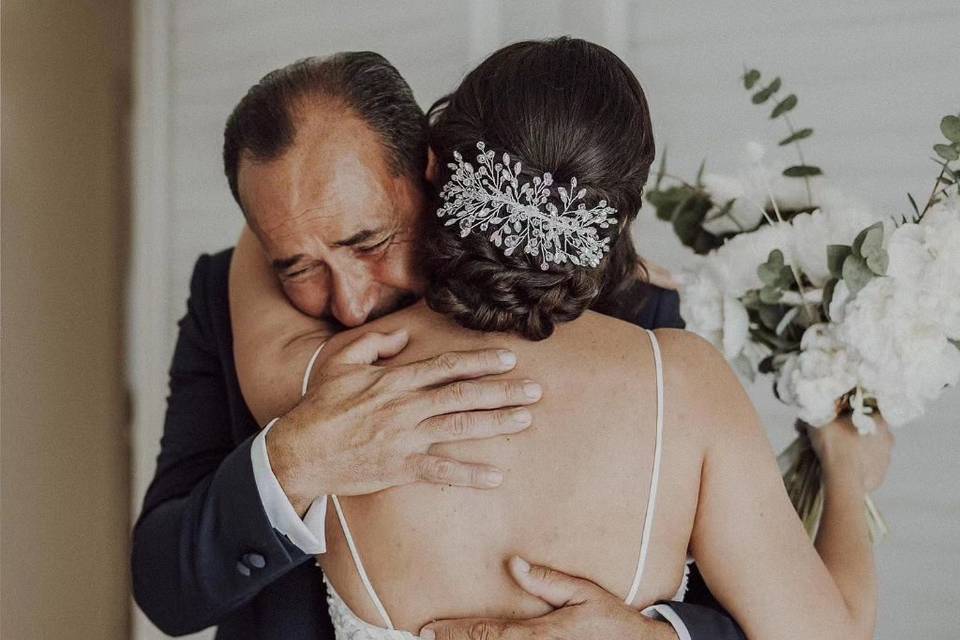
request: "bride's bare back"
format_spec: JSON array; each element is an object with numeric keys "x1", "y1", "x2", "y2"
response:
[{"x1": 316, "y1": 303, "x2": 703, "y2": 632}]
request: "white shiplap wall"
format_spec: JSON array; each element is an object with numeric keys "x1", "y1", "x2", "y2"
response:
[{"x1": 130, "y1": 1, "x2": 960, "y2": 638}]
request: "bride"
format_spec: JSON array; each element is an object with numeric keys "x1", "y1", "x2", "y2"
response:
[{"x1": 231, "y1": 38, "x2": 885, "y2": 640}]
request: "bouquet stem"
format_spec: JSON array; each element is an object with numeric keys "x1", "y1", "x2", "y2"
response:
[{"x1": 778, "y1": 432, "x2": 887, "y2": 542}]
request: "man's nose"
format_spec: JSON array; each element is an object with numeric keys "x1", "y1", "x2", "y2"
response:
[{"x1": 330, "y1": 269, "x2": 375, "y2": 328}]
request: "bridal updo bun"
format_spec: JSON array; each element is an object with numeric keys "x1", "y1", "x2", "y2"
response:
[{"x1": 424, "y1": 37, "x2": 656, "y2": 340}]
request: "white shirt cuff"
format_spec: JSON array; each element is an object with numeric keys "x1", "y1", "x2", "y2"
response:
[
  {"x1": 251, "y1": 417, "x2": 328, "y2": 554},
  {"x1": 642, "y1": 604, "x2": 691, "y2": 640}
]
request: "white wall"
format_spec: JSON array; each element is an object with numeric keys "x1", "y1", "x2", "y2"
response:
[{"x1": 130, "y1": 1, "x2": 960, "y2": 638}]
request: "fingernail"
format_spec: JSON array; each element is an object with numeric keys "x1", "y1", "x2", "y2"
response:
[
  {"x1": 514, "y1": 556, "x2": 530, "y2": 573},
  {"x1": 523, "y1": 381, "x2": 542, "y2": 400},
  {"x1": 512, "y1": 409, "x2": 532, "y2": 426},
  {"x1": 497, "y1": 349, "x2": 517, "y2": 367},
  {"x1": 420, "y1": 628, "x2": 435, "y2": 640},
  {"x1": 486, "y1": 469, "x2": 504, "y2": 486}
]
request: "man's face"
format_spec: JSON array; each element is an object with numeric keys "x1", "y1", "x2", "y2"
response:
[{"x1": 238, "y1": 106, "x2": 426, "y2": 327}]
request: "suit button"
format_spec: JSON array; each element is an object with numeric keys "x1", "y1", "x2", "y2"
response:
[
  {"x1": 236, "y1": 561, "x2": 251, "y2": 577},
  {"x1": 244, "y1": 553, "x2": 266, "y2": 569}
]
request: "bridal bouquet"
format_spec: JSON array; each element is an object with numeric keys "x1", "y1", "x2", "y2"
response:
[{"x1": 647, "y1": 68, "x2": 960, "y2": 539}]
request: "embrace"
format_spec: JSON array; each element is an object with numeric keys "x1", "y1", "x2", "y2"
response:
[{"x1": 133, "y1": 38, "x2": 892, "y2": 640}]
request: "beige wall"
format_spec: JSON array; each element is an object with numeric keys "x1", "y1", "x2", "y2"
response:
[{"x1": 1, "y1": 1, "x2": 131, "y2": 638}]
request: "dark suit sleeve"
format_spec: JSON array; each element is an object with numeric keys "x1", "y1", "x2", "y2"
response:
[
  {"x1": 605, "y1": 283, "x2": 746, "y2": 640},
  {"x1": 131, "y1": 254, "x2": 311, "y2": 635}
]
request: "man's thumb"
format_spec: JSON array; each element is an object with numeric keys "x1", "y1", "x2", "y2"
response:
[{"x1": 507, "y1": 556, "x2": 592, "y2": 608}]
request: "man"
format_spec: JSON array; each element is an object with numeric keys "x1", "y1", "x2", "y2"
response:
[{"x1": 132, "y1": 52, "x2": 745, "y2": 640}]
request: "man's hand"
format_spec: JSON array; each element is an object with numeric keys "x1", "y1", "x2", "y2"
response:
[
  {"x1": 421, "y1": 557, "x2": 677, "y2": 640},
  {"x1": 267, "y1": 330, "x2": 542, "y2": 514}
]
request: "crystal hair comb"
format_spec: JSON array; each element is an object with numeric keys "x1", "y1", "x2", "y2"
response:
[{"x1": 436, "y1": 141, "x2": 618, "y2": 270}]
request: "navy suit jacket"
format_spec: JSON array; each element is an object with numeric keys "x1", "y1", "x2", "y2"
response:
[{"x1": 132, "y1": 249, "x2": 744, "y2": 639}]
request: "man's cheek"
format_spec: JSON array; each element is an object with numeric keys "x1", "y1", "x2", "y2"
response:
[
  {"x1": 381, "y1": 243, "x2": 424, "y2": 293},
  {"x1": 282, "y1": 281, "x2": 329, "y2": 318}
]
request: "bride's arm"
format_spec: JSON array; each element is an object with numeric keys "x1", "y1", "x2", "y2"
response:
[
  {"x1": 229, "y1": 225, "x2": 336, "y2": 425},
  {"x1": 661, "y1": 330, "x2": 877, "y2": 640}
]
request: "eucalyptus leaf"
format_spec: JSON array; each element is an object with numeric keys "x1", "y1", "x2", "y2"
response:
[
  {"x1": 826, "y1": 244, "x2": 852, "y2": 278},
  {"x1": 741, "y1": 290, "x2": 761, "y2": 310},
  {"x1": 673, "y1": 203, "x2": 705, "y2": 245},
  {"x1": 842, "y1": 255, "x2": 874, "y2": 293},
  {"x1": 759, "y1": 304, "x2": 785, "y2": 330},
  {"x1": 866, "y1": 249, "x2": 888, "y2": 275},
  {"x1": 861, "y1": 224, "x2": 884, "y2": 258},
  {"x1": 758, "y1": 249, "x2": 786, "y2": 286},
  {"x1": 776, "y1": 265, "x2": 795, "y2": 289},
  {"x1": 852, "y1": 222, "x2": 884, "y2": 258},
  {"x1": 760, "y1": 286, "x2": 784, "y2": 304},
  {"x1": 752, "y1": 77, "x2": 781, "y2": 104},
  {"x1": 783, "y1": 165, "x2": 823, "y2": 177},
  {"x1": 743, "y1": 69, "x2": 761, "y2": 89},
  {"x1": 822, "y1": 278, "x2": 838, "y2": 320},
  {"x1": 779, "y1": 128, "x2": 813, "y2": 145},
  {"x1": 934, "y1": 143, "x2": 959, "y2": 161},
  {"x1": 771, "y1": 94, "x2": 798, "y2": 119},
  {"x1": 941, "y1": 115, "x2": 960, "y2": 143}
]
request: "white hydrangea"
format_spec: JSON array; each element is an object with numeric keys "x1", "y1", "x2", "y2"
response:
[
  {"x1": 677, "y1": 269, "x2": 750, "y2": 359},
  {"x1": 700, "y1": 143, "x2": 812, "y2": 236},
  {"x1": 788, "y1": 197, "x2": 882, "y2": 286},
  {"x1": 680, "y1": 175, "x2": 959, "y2": 429},
  {"x1": 836, "y1": 276, "x2": 960, "y2": 428},
  {"x1": 776, "y1": 324, "x2": 858, "y2": 427}
]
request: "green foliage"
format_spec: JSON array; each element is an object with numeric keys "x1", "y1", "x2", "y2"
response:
[
  {"x1": 752, "y1": 77, "x2": 781, "y2": 104},
  {"x1": 771, "y1": 94, "x2": 798, "y2": 119},
  {"x1": 833, "y1": 222, "x2": 888, "y2": 293},
  {"x1": 821, "y1": 278, "x2": 838, "y2": 320},
  {"x1": 935, "y1": 144, "x2": 959, "y2": 161},
  {"x1": 826, "y1": 245, "x2": 851, "y2": 279},
  {"x1": 645, "y1": 184, "x2": 726, "y2": 254},
  {"x1": 941, "y1": 115, "x2": 960, "y2": 143},
  {"x1": 743, "y1": 68, "x2": 818, "y2": 191},
  {"x1": 841, "y1": 255, "x2": 874, "y2": 293},
  {"x1": 779, "y1": 128, "x2": 813, "y2": 145},
  {"x1": 783, "y1": 165, "x2": 823, "y2": 177}
]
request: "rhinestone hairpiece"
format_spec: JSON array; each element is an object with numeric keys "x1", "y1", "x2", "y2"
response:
[{"x1": 436, "y1": 141, "x2": 618, "y2": 270}]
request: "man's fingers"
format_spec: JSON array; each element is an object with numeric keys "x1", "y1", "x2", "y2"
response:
[
  {"x1": 507, "y1": 556, "x2": 594, "y2": 608},
  {"x1": 419, "y1": 408, "x2": 533, "y2": 443},
  {"x1": 396, "y1": 349, "x2": 519, "y2": 389},
  {"x1": 420, "y1": 617, "x2": 516, "y2": 640},
  {"x1": 425, "y1": 379, "x2": 543, "y2": 416},
  {"x1": 331, "y1": 330, "x2": 409, "y2": 365},
  {"x1": 410, "y1": 454, "x2": 504, "y2": 489}
]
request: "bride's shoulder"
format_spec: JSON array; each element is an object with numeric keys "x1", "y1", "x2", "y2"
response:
[{"x1": 654, "y1": 329, "x2": 762, "y2": 443}]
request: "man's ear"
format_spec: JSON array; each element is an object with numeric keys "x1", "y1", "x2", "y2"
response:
[{"x1": 425, "y1": 147, "x2": 440, "y2": 186}]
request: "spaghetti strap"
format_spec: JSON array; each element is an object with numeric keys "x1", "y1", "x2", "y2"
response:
[
  {"x1": 301, "y1": 341, "x2": 327, "y2": 397},
  {"x1": 330, "y1": 495, "x2": 396, "y2": 630},
  {"x1": 302, "y1": 341, "x2": 395, "y2": 627},
  {"x1": 624, "y1": 329, "x2": 665, "y2": 606}
]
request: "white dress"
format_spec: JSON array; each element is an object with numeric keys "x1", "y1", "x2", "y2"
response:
[{"x1": 318, "y1": 329, "x2": 688, "y2": 640}]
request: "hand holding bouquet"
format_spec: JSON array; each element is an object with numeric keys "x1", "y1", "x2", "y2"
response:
[{"x1": 647, "y1": 68, "x2": 960, "y2": 538}]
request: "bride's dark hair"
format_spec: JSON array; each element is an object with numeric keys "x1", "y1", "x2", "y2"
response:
[{"x1": 424, "y1": 37, "x2": 656, "y2": 340}]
